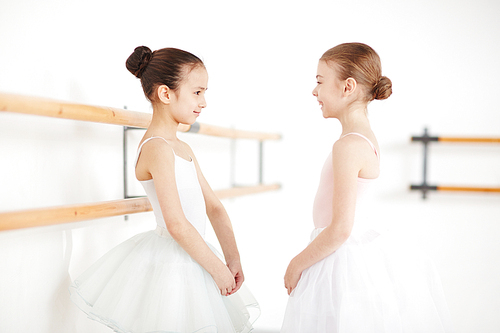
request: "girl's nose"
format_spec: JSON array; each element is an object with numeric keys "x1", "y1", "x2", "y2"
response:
[{"x1": 199, "y1": 98, "x2": 207, "y2": 108}]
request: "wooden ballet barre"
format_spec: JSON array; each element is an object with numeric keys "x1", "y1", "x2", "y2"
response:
[
  {"x1": 411, "y1": 134, "x2": 500, "y2": 144},
  {"x1": 436, "y1": 186, "x2": 500, "y2": 193},
  {"x1": 0, "y1": 92, "x2": 152, "y2": 128},
  {"x1": 183, "y1": 122, "x2": 281, "y2": 140},
  {"x1": 0, "y1": 198, "x2": 152, "y2": 231},
  {"x1": 0, "y1": 92, "x2": 281, "y2": 140},
  {"x1": 436, "y1": 137, "x2": 500, "y2": 143},
  {"x1": 1, "y1": 92, "x2": 282, "y2": 230},
  {"x1": 411, "y1": 184, "x2": 500, "y2": 194},
  {"x1": 0, "y1": 184, "x2": 281, "y2": 232}
]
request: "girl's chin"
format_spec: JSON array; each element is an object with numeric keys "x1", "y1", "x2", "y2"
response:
[
  {"x1": 322, "y1": 112, "x2": 337, "y2": 120},
  {"x1": 178, "y1": 115, "x2": 199, "y2": 125},
  {"x1": 177, "y1": 119, "x2": 197, "y2": 126}
]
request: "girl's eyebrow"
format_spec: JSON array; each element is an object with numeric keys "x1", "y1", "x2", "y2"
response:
[
  {"x1": 316, "y1": 75, "x2": 323, "y2": 79},
  {"x1": 195, "y1": 87, "x2": 207, "y2": 90}
]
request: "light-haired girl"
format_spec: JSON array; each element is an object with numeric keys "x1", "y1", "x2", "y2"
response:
[
  {"x1": 70, "y1": 46, "x2": 259, "y2": 333},
  {"x1": 282, "y1": 43, "x2": 453, "y2": 332}
]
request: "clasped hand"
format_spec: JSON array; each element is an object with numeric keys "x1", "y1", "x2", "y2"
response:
[
  {"x1": 284, "y1": 259, "x2": 302, "y2": 296},
  {"x1": 213, "y1": 261, "x2": 244, "y2": 296}
]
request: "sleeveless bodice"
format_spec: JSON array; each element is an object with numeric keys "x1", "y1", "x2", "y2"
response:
[
  {"x1": 136, "y1": 137, "x2": 207, "y2": 236},
  {"x1": 312, "y1": 133, "x2": 379, "y2": 229}
]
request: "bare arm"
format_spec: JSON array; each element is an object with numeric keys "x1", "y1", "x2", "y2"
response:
[
  {"x1": 284, "y1": 139, "x2": 362, "y2": 295},
  {"x1": 184, "y1": 143, "x2": 244, "y2": 294},
  {"x1": 138, "y1": 140, "x2": 235, "y2": 295}
]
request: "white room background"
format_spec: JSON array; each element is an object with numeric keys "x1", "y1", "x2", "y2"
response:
[{"x1": 0, "y1": 0, "x2": 499, "y2": 332}]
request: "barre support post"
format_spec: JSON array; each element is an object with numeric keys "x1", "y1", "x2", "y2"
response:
[{"x1": 410, "y1": 127, "x2": 437, "y2": 199}]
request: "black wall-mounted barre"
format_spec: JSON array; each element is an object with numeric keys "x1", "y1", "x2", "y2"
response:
[{"x1": 410, "y1": 128, "x2": 500, "y2": 199}]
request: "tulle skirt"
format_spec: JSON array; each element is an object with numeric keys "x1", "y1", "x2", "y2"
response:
[
  {"x1": 70, "y1": 226, "x2": 260, "y2": 333},
  {"x1": 281, "y1": 228, "x2": 453, "y2": 333}
]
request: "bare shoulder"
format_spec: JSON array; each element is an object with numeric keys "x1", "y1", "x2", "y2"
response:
[
  {"x1": 334, "y1": 133, "x2": 380, "y2": 178},
  {"x1": 179, "y1": 140, "x2": 197, "y2": 159},
  {"x1": 136, "y1": 138, "x2": 175, "y2": 180},
  {"x1": 140, "y1": 138, "x2": 175, "y2": 162},
  {"x1": 336, "y1": 134, "x2": 377, "y2": 157},
  {"x1": 332, "y1": 135, "x2": 363, "y2": 157},
  {"x1": 331, "y1": 135, "x2": 369, "y2": 171}
]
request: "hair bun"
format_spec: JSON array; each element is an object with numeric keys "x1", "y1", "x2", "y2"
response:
[
  {"x1": 373, "y1": 76, "x2": 392, "y2": 100},
  {"x1": 126, "y1": 46, "x2": 153, "y2": 79}
]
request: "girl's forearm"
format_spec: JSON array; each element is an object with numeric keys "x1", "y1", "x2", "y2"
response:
[
  {"x1": 292, "y1": 225, "x2": 350, "y2": 272},
  {"x1": 208, "y1": 204, "x2": 241, "y2": 263},
  {"x1": 167, "y1": 219, "x2": 227, "y2": 275}
]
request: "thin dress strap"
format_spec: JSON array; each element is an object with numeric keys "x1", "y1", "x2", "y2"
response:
[
  {"x1": 134, "y1": 136, "x2": 171, "y2": 167},
  {"x1": 341, "y1": 132, "x2": 379, "y2": 160}
]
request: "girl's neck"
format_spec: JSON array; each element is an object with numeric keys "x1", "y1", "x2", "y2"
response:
[
  {"x1": 148, "y1": 106, "x2": 180, "y2": 141},
  {"x1": 338, "y1": 103, "x2": 371, "y2": 135}
]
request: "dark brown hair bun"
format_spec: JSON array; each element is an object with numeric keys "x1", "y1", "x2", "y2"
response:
[{"x1": 126, "y1": 46, "x2": 153, "y2": 79}]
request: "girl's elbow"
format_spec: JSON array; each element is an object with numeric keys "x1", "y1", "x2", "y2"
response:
[
  {"x1": 164, "y1": 219, "x2": 185, "y2": 238},
  {"x1": 338, "y1": 229, "x2": 352, "y2": 243},
  {"x1": 207, "y1": 201, "x2": 225, "y2": 217},
  {"x1": 328, "y1": 223, "x2": 352, "y2": 243}
]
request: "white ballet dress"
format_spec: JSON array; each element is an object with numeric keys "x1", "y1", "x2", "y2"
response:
[
  {"x1": 70, "y1": 136, "x2": 260, "y2": 333},
  {"x1": 281, "y1": 133, "x2": 453, "y2": 333}
]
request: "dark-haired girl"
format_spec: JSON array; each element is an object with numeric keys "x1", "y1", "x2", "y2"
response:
[
  {"x1": 70, "y1": 46, "x2": 259, "y2": 333},
  {"x1": 281, "y1": 43, "x2": 453, "y2": 332}
]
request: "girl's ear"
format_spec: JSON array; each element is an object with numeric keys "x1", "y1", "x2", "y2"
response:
[
  {"x1": 343, "y1": 78, "x2": 357, "y2": 97},
  {"x1": 157, "y1": 85, "x2": 172, "y2": 104}
]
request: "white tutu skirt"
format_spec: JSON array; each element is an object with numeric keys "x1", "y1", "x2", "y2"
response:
[
  {"x1": 281, "y1": 228, "x2": 453, "y2": 333},
  {"x1": 70, "y1": 227, "x2": 260, "y2": 333}
]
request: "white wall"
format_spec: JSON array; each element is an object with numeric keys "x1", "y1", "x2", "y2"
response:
[{"x1": 1, "y1": 0, "x2": 499, "y2": 332}]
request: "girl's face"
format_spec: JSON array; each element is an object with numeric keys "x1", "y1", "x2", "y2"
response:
[
  {"x1": 170, "y1": 65, "x2": 208, "y2": 125},
  {"x1": 312, "y1": 60, "x2": 345, "y2": 118}
]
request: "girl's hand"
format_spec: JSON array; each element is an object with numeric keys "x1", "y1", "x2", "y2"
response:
[
  {"x1": 213, "y1": 266, "x2": 236, "y2": 296},
  {"x1": 284, "y1": 259, "x2": 302, "y2": 295},
  {"x1": 226, "y1": 260, "x2": 244, "y2": 295}
]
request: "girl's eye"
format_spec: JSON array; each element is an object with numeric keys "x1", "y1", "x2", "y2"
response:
[{"x1": 195, "y1": 91, "x2": 201, "y2": 95}]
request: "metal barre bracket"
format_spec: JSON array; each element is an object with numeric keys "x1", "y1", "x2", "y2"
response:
[
  {"x1": 123, "y1": 125, "x2": 146, "y2": 200},
  {"x1": 410, "y1": 128, "x2": 436, "y2": 199}
]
